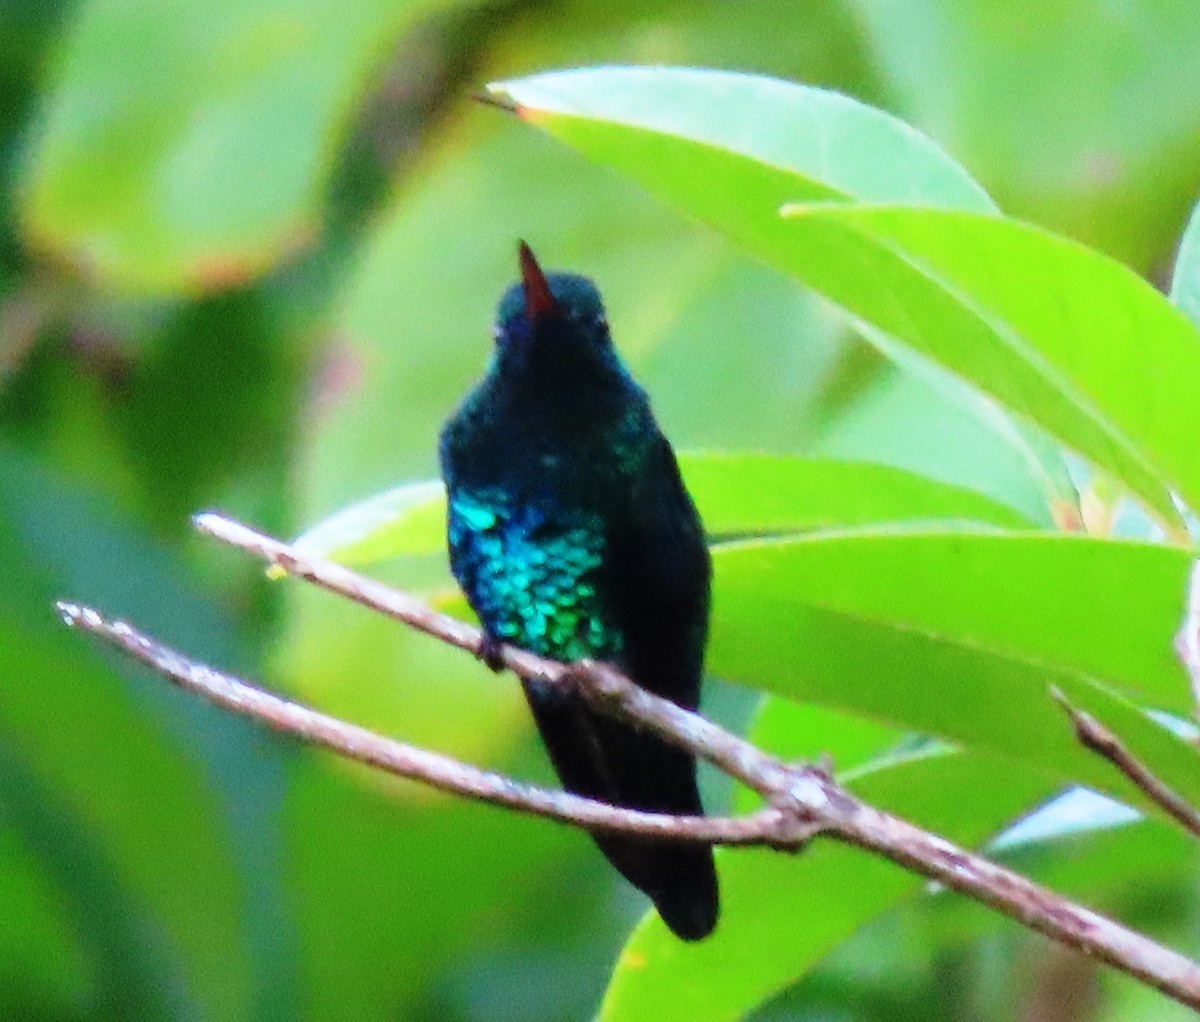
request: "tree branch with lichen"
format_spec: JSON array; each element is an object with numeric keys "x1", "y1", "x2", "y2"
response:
[{"x1": 55, "y1": 514, "x2": 1200, "y2": 1012}]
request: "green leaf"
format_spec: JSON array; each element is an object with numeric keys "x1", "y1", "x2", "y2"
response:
[
  {"x1": 606, "y1": 653, "x2": 1192, "y2": 1021},
  {"x1": 292, "y1": 454, "x2": 1037, "y2": 566},
  {"x1": 487, "y1": 66, "x2": 1075, "y2": 516},
  {"x1": 492, "y1": 66, "x2": 996, "y2": 211},
  {"x1": 293, "y1": 479, "x2": 445, "y2": 564},
  {"x1": 708, "y1": 530, "x2": 1199, "y2": 810},
  {"x1": 778, "y1": 204, "x2": 1200, "y2": 530},
  {"x1": 684, "y1": 453, "x2": 1038, "y2": 537},
  {"x1": 745, "y1": 696, "x2": 905, "y2": 765},
  {"x1": 600, "y1": 749, "x2": 1059, "y2": 1022},
  {"x1": 21, "y1": 0, "x2": 460, "y2": 292}
]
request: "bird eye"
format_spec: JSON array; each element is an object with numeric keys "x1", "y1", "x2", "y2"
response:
[{"x1": 491, "y1": 324, "x2": 503, "y2": 342}]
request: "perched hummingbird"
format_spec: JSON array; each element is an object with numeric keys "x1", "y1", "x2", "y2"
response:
[{"x1": 438, "y1": 243, "x2": 718, "y2": 940}]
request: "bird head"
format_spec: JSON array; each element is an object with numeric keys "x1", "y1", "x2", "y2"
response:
[{"x1": 493, "y1": 242, "x2": 610, "y2": 350}]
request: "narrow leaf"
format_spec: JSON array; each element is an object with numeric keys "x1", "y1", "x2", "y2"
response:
[
  {"x1": 291, "y1": 454, "x2": 1037, "y2": 566},
  {"x1": 709, "y1": 531, "x2": 1200, "y2": 810},
  {"x1": 601, "y1": 750, "x2": 1057, "y2": 1022},
  {"x1": 780, "y1": 205, "x2": 1200, "y2": 528}
]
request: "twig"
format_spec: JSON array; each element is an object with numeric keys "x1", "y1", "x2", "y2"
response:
[
  {"x1": 192, "y1": 512, "x2": 784, "y2": 798},
  {"x1": 54, "y1": 600, "x2": 798, "y2": 849},
  {"x1": 1051, "y1": 688, "x2": 1200, "y2": 841},
  {"x1": 55, "y1": 513, "x2": 1200, "y2": 1011}
]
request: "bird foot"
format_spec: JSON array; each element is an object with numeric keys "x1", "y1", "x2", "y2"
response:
[{"x1": 476, "y1": 632, "x2": 506, "y2": 672}]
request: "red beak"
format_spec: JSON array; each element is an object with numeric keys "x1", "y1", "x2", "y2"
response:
[{"x1": 518, "y1": 241, "x2": 558, "y2": 321}]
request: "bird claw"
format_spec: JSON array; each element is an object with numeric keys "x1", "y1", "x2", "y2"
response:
[{"x1": 476, "y1": 632, "x2": 506, "y2": 672}]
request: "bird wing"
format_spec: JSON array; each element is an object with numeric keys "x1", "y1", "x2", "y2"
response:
[{"x1": 606, "y1": 431, "x2": 711, "y2": 714}]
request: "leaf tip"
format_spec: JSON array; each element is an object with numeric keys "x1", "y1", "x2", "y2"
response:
[
  {"x1": 1049, "y1": 498, "x2": 1085, "y2": 534},
  {"x1": 473, "y1": 86, "x2": 527, "y2": 120}
]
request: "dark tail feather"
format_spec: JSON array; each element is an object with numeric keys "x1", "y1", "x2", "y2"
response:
[
  {"x1": 597, "y1": 833, "x2": 718, "y2": 940},
  {"x1": 654, "y1": 846, "x2": 719, "y2": 941},
  {"x1": 523, "y1": 680, "x2": 720, "y2": 939}
]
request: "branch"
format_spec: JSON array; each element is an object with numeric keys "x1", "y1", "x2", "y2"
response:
[
  {"x1": 56, "y1": 513, "x2": 1200, "y2": 1012},
  {"x1": 54, "y1": 600, "x2": 797, "y2": 849},
  {"x1": 192, "y1": 513, "x2": 783, "y2": 798},
  {"x1": 1051, "y1": 688, "x2": 1200, "y2": 841}
]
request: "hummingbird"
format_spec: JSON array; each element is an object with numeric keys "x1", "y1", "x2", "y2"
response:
[{"x1": 438, "y1": 242, "x2": 718, "y2": 940}]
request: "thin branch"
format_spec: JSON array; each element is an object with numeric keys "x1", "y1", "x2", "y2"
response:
[
  {"x1": 825, "y1": 799, "x2": 1200, "y2": 1004},
  {"x1": 193, "y1": 512, "x2": 781, "y2": 798},
  {"x1": 1051, "y1": 688, "x2": 1200, "y2": 841},
  {"x1": 56, "y1": 601, "x2": 798, "y2": 849},
  {"x1": 55, "y1": 513, "x2": 1200, "y2": 1012}
]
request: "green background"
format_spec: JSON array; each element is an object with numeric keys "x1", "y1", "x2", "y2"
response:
[{"x1": 3, "y1": 1, "x2": 1200, "y2": 1019}]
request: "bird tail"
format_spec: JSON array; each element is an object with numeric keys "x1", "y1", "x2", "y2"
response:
[
  {"x1": 523, "y1": 680, "x2": 719, "y2": 940},
  {"x1": 596, "y1": 831, "x2": 719, "y2": 941}
]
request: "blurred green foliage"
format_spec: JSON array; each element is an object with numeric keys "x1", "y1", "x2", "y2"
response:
[{"x1": 2, "y1": 2, "x2": 1200, "y2": 1020}]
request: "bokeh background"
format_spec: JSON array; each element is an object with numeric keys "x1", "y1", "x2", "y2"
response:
[{"x1": 3, "y1": 1, "x2": 1200, "y2": 1019}]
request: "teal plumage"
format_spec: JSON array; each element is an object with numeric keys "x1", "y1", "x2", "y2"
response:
[
  {"x1": 446, "y1": 489, "x2": 614, "y2": 661},
  {"x1": 439, "y1": 243, "x2": 718, "y2": 940}
]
